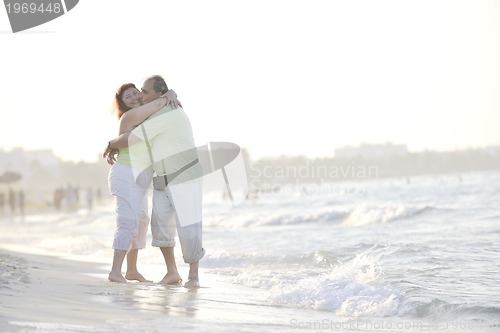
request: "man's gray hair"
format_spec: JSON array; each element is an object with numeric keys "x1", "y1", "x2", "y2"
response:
[{"x1": 147, "y1": 75, "x2": 169, "y2": 94}]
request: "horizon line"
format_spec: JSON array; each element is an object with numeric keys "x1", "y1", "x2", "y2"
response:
[{"x1": 1, "y1": 143, "x2": 500, "y2": 164}]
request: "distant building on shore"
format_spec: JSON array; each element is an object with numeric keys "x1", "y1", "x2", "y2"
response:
[
  {"x1": 334, "y1": 143, "x2": 408, "y2": 160},
  {"x1": 0, "y1": 147, "x2": 111, "y2": 207},
  {"x1": 0, "y1": 147, "x2": 62, "y2": 183}
]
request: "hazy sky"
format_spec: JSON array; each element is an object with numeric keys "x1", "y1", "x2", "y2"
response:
[{"x1": 1, "y1": 0, "x2": 499, "y2": 162}]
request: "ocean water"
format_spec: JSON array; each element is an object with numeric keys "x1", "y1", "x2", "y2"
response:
[{"x1": 1, "y1": 170, "x2": 500, "y2": 332}]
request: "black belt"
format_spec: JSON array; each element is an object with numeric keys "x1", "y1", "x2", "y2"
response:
[{"x1": 156, "y1": 158, "x2": 199, "y2": 184}]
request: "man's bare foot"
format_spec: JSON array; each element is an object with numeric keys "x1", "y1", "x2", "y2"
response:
[
  {"x1": 108, "y1": 271, "x2": 127, "y2": 283},
  {"x1": 158, "y1": 273, "x2": 182, "y2": 285},
  {"x1": 184, "y1": 278, "x2": 200, "y2": 288},
  {"x1": 125, "y1": 271, "x2": 152, "y2": 282}
]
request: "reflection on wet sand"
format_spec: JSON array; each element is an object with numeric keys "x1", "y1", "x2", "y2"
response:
[{"x1": 89, "y1": 282, "x2": 200, "y2": 317}]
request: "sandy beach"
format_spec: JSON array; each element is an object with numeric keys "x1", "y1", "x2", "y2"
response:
[
  {"x1": 1, "y1": 249, "x2": 129, "y2": 331},
  {"x1": 0, "y1": 247, "x2": 301, "y2": 333},
  {"x1": 0, "y1": 200, "x2": 306, "y2": 333}
]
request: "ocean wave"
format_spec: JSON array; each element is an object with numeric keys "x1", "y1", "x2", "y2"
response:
[
  {"x1": 342, "y1": 205, "x2": 432, "y2": 226},
  {"x1": 211, "y1": 247, "x2": 402, "y2": 317},
  {"x1": 206, "y1": 203, "x2": 440, "y2": 228},
  {"x1": 205, "y1": 208, "x2": 345, "y2": 228},
  {"x1": 206, "y1": 245, "x2": 500, "y2": 321},
  {"x1": 483, "y1": 213, "x2": 500, "y2": 221},
  {"x1": 203, "y1": 250, "x2": 341, "y2": 270},
  {"x1": 401, "y1": 298, "x2": 500, "y2": 323}
]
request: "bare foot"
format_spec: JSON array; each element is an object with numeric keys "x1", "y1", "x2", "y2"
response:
[
  {"x1": 184, "y1": 278, "x2": 200, "y2": 288},
  {"x1": 108, "y1": 271, "x2": 127, "y2": 283},
  {"x1": 125, "y1": 271, "x2": 152, "y2": 282},
  {"x1": 158, "y1": 273, "x2": 182, "y2": 285}
]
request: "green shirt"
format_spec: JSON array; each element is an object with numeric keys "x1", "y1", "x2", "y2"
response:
[
  {"x1": 129, "y1": 106, "x2": 199, "y2": 180},
  {"x1": 116, "y1": 143, "x2": 151, "y2": 171}
]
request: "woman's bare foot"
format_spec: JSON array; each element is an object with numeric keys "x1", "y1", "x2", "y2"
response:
[
  {"x1": 158, "y1": 272, "x2": 182, "y2": 285},
  {"x1": 108, "y1": 271, "x2": 127, "y2": 283},
  {"x1": 184, "y1": 278, "x2": 200, "y2": 288},
  {"x1": 125, "y1": 271, "x2": 152, "y2": 282}
]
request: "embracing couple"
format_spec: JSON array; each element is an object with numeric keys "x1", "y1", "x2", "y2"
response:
[{"x1": 103, "y1": 75, "x2": 204, "y2": 288}]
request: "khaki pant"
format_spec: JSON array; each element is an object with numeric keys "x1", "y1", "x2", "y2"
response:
[{"x1": 151, "y1": 179, "x2": 205, "y2": 263}]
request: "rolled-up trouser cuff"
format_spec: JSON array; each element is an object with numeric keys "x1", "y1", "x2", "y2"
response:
[
  {"x1": 152, "y1": 239, "x2": 176, "y2": 248},
  {"x1": 183, "y1": 247, "x2": 205, "y2": 264}
]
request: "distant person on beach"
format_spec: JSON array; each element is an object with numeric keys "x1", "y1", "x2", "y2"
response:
[
  {"x1": 95, "y1": 187, "x2": 102, "y2": 204},
  {"x1": 53, "y1": 187, "x2": 63, "y2": 210},
  {"x1": 18, "y1": 190, "x2": 25, "y2": 219},
  {"x1": 105, "y1": 82, "x2": 180, "y2": 283},
  {"x1": 62, "y1": 184, "x2": 77, "y2": 211},
  {"x1": 85, "y1": 187, "x2": 94, "y2": 212},
  {"x1": 0, "y1": 192, "x2": 5, "y2": 216},
  {"x1": 8, "y1": 188, "x2": 16, "y2": 216},
  {"x1": 105, "y1": 75, "x2": 205, "y2": 288}
]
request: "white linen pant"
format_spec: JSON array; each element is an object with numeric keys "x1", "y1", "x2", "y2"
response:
[
  {"x1": 109, "y1": 163, "x2": 152, "y2": 251},
  {"x1": 151, "y1": 179, "x2": 205, "y2": 263}
]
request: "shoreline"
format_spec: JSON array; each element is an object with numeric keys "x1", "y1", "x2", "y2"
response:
[{"x1": 0, "y1": 248, "x2": 295, "y2": 333}]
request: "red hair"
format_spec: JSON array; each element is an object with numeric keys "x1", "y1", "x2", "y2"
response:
[{"x1": 113, "y1": 83, "x2": 138, "y2": 119}]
